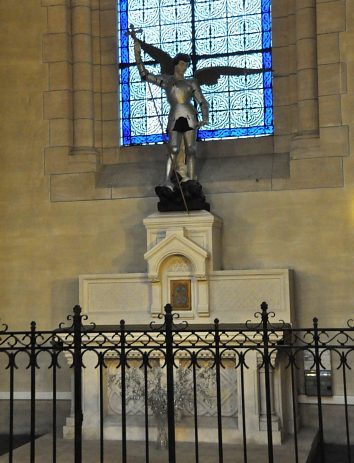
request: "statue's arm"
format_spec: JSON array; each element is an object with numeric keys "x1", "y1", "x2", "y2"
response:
[
  {"x1": 192, "y1": 79, "x2": 209, "y2": 127},
  {"x1": 134, "y1": 40, "x2": 166, "y2": 87}
]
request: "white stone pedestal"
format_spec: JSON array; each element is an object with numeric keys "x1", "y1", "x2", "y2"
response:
[
  {"x1": 79, "y1": 211, "x2": 293, "y2": 325},
  {"x1": 64, "y1": 211, "x2": 295, "y2": 445}
]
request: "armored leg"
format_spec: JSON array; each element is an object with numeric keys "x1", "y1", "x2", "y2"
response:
[
  {"x1": 183, "y1": 130, "x2": 197, "y2": 181},
  {"x1": 165, "y1": 131, "x2": 181, "y2": 189}
]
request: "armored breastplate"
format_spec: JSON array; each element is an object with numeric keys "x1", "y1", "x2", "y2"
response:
[{"x1": 167, "y1": 79, "x2": 193, "y2": 105}]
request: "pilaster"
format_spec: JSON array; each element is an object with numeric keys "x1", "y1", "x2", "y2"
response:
[{"x1": 42, "y1": 0, "x2": 114, "y2": 201}]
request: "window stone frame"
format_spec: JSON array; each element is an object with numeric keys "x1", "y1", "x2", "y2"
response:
[{"x1": 42, "y1": 0, "x2": 347, "y2": 202}]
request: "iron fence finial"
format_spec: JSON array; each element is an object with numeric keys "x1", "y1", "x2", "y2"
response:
[{"x1": 165, "y1": 304, "x2": 173, "y2": 314}]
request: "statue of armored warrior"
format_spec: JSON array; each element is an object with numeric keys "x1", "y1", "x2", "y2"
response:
[
  {"x1": 128, "y1": 24, "x2": 265, "y2": 193},
  {"x1": 134, "y1": 39, "x2": 209, "y2": 189}
]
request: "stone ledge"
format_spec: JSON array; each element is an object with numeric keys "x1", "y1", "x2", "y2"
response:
[
  {"x1": 198, "y1": 154, "x2": 279, "y2": 194},
  {"x1": 45, "y1": 146, "x2": 99, "y2": 174},
  {"x1": 272, "y1": 156, "x2": 343, "y2": 191},
  {"x1": 42, "y1": 0, "x2": 69, "y2": 6},
  {"x1": 97, "y1": 153, "x2": 290, "y2": 199},
  {"x1": 47, "y1": 136, "x2": 347, "y2": 201},
  {"x1": 50, "y1": 172, "x2": 111, "y2": 202},
  {"x1": 290, "y1": 126, "x2": 349, "y2": 159},
  {"x1": 101, "y1": 161, "x2": 165, "y2": 199}
]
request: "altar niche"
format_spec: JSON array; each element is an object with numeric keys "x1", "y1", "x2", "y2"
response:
[
  {"x1": 155, "y1": 255, "x2": 196, "y2": 318},
  {"x1": 143, "y1": 211, "x2": 220, "y2": 319}
]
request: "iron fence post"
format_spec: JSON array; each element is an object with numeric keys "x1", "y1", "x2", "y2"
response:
[
  {"x1": 165, "y1": 304, "x2": 176, "y2": 463},
  {"x1": 8, "y1": 352, "x2": 15, "y2": 463},
  {"x1": 143, "y1": 352, "x2": 150, "y2": 463},
  {"x1": 120, "y1": 319, "x2": 127, "y2": 463},
  {"x1": 192, "y1": 351, "x2": 199, "y2": 463},
  {"x1": 341, "y1": 352, "x2": 352, "y2": 463},
  {"x1": 261, "y1": 302, "x2": 274, "y2": 463},
  {"x1": 240, "y1": 352, "x2": 248, "y2": 463},
  {"x1": 313, "y1": 317, "x2": 325, "y2": 463},
  {"x1": 214, "y1": 318, "x2": 224, "y2": 463},
  {"x1": 52, "y1": 349, "x2": 58, "y2": 463},
  {"x1": 290, "y1": 357, "x2": 299, "y2": 463},
  {"x1": 73, "y1": 305, "x2": 83, "y2": 463},
  {"x1": 30, "y1": 321, "x2": 36, "y2": 463},
  {"x1": 99, "y1": 352, "x2": 104, "y2": 463}
]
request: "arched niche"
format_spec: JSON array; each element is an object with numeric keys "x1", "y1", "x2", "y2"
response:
[{"x1": 145, "y1": 235, "x2": 209, "y2": 318}]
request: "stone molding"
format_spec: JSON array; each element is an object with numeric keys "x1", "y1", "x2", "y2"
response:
[
  {"x1": 144, "y1": 233, "x2": 209, "y2": 282},
  {"x1": 144, "y1": 211, "x2": 222, "y2": 272}
]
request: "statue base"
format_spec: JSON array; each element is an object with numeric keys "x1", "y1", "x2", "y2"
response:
[{"x1": 155, "y1": 179, "x2": 210, "y2": 212}]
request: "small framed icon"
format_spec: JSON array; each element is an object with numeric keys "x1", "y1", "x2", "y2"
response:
[{"x1": 170, "y1": 279, "x2": 191, "y2": 311}]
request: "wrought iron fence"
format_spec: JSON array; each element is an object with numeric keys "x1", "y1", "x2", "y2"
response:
[{"x1": 0, "y1": 302, "x2": 353, "y2": 463}]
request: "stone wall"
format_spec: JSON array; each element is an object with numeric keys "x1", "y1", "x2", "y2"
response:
[{"x1": 0, "y1": 0, "x2": 353, "y2": 332}]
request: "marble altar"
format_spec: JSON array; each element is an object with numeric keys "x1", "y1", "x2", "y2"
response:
[{"x1": 64, "y1": 211, "x2": 294, "y2": 445}]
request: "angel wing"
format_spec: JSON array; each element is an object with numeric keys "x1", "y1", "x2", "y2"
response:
[
  {"x1": 195, "y1": 66, "x2": 266, "y2": 86},
  {"x1": 134, "y1": 35, "x2": 268, "y2": 82},
  {"x1": 137, "y1": 39, "x2": 175, "y2": 75}
]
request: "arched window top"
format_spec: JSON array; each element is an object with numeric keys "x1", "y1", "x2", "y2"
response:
[{"x1": 118, "y1": 0, "x2": 273, "y2": 146}]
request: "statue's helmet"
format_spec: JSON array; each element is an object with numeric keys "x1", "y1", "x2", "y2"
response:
[{"x1": 173, "y1": 53, "x2": 191, "y2": 66}]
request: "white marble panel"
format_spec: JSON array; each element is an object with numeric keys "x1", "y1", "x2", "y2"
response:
[
  {"x1": 80, "y1": 274, "x2": 151, "y2": 324},
  {"x1": 209, "y1": 269, "x2": 293, "y2": 323}
]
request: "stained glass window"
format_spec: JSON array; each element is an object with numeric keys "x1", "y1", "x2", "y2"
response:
[{"x1": 118, "y1": 0, "x2": 273, "y2": 146}]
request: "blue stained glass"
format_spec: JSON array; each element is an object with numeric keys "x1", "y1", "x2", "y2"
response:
[
  {"x1": 208, "y1": 94, "x2": 230, "y2": 111},
  {"x1": 118, "y1": 0, "x2": 273, "y2": 146},
  {"x1": 264, "y1": 88, "x2": 273, "y2": 107},
  {"x1": 195, "y1": 0, "x2": 227, "y2": 19},
  {"x1": 263, "y1": 31, "x2": 272, "y2": 49},
  {"x1": 120, "y1": 68, "x2": 129, "y2": 84},
  {"x1": 263, "y1": 51, "x2": 272, "y2": 69},
  {"x1": 264, "y1": 71, "x2": 272, "y2": 88},
  {"x1": 262, "y1": 0, "x2": 271, "y2": 12},
  {"x1": 262, "y1": 13, "x2": 271, "y2": 31},
  {"x1": 264, "y1": 107, "x2": 273, "y2": 125}
]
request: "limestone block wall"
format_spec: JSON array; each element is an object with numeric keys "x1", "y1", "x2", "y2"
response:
[{"x1": 0, "y1": 0, "x2": 353, "y2": 331}]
